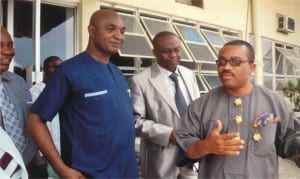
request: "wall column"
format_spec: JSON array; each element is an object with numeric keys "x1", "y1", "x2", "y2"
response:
[
  {"x1": 251, "y1": 0, "x2": 264, "y2": 85},
  {"x1": 77, "y1": 0, "x2": 100, "y2": 51}
]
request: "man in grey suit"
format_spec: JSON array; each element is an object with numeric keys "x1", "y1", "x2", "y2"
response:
[{"x1": 129, "y1": 31, "x2": 199, "y2": 179}]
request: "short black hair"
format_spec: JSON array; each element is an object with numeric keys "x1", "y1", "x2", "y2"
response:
[
  {"x1": 152, "y1": 31, "x2": 179, "y2": 49},
  {"x1": 43, "y1": 56, "x2": 61, "y2": 68},
  {"x1": 223, "y1": 40, "x2": 255, "y2": 63}
]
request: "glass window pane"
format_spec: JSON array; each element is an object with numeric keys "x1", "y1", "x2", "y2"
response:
[
  {"x1": 201, "y1": 30, "x2": 225, "y2": 46},
  {"x1": 110, "y1": 54, "x2": 135, "y2": 79},
  {"x1": 286, "y1": 62, "x2": 294, "y2": 75},
  {"x1": 119, "y1": 14, "x2": 143, "y2": 34},
  {"x1": 276, "y1": 48, "x2": 284, "y2": 74},
  {"x1": 264, "y1": 59, "x2": 272, "y2": 73},
  {"x1": 196, "y1": 75, "x2": 207, "y2": 93},
  {"x1": 223, "y1": 35, "x2": 238, "y2": 42},
  {"x1": 175, "y1": 24, "x2": 204, "y2": 43},
  {"x1": 1, "y1": 0, "x2": 8, "y2": 26},
  {"x1": 14, "y1": 1, "x2": 33, "y2": 79},
  {"x1": 40, "y1": 4, "x2": 75, "y2": 66},
  {"x1": 187, "y1": 43, "x2": 215, "y2": 62},
  {"x1": 222, "y1": 31, "x2": 239, "y2": 42},
  {"x1": 180, "y1": 48, "x2": 189, "y2": 60},
  {"x1": 276, "y1": 77, "x2": 285, "y2": 91},
  {"x1": 141, "y1": 17, "x2": 173, "y2": 36},
  {"x1": 120, "y1": 34, "x2": 153, "y2": 57},
  {"x1": 201, "y1": 30, "x2": 225, "y2": 56},
  {"x1": 276, "y1": 47, "x2": 300, "y2": 76},
  {"x1": 262, "y1": 40, "x2": 272, "y2": 73},
  {"x1": 118, "y1": 13, "x2": 153, "y2": 57},
  {"x1": 174, "y1": 23, "x2": 216, "y2": 63},
  {"x1": 141, "y1": 58, "x2": 154, "y2": 68},
  {"x1": 285, "y1": 49, "x2": 300, "y2": 68},
  {"x1": 264, "y1": 75, "x2": 273, "y2": 90},
  {"x1": 201, "y1": 63, "x2": 217, "y2": 71},
  {"x1": 203, "y1": 75, "x2": 222, "y2": 89},
  {"x1": 140, "y1": 17, "x2": 190, "y2": 61}
]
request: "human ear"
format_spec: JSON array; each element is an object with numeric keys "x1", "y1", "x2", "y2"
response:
[
  {"x1": 88, "y1": 25, "x2": 96, "y2": 38},
  {"x1": 250, "y1": 63, "x2": 256, "y2": 73}
]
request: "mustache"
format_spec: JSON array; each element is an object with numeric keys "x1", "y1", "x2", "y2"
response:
[{"x1": 220, "y1": 70, "x2": 234, "y2": 75}]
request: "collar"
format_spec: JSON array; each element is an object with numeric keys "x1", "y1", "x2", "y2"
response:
[
  {"x1": 1, "y1": 71, "x2": 13, "y2": 82},
  {"x1": 156, "y1": 64, "x2": 179, "y2": 78}
]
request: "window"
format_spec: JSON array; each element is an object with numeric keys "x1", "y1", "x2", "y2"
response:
[
  {"x1": 174, "y1": 22, "x2": 216, "y2": 63},
  {"x1": 264, "y1": 75, "x2": 273, "y2": 90},
  {"x1": 118, "y1": 12, "x2": 153, "y2": 58},
  {"x1": 262, "y1": 39, "x2": 273, "y2": 89},
  {"x1": 195, "y1": 74, "x2": 208, "y2": 93},
  {"x1": 1, "y1": 0, "x2": 75, "y2": 84},
  {"x1": 276, "y1": 77, "x2": 286, "y2": 91},
  {"x1": 140, "y1": 15, "x2": 191, "y2": 61},
  {"x1": 200, "y1": 28, "x2": 225, "y2": 54},
  {"x1": 262, "y1": 39, "x2": 273, "y2": 73},
  {"x1": 273, "y1": 44, "x2": 300, "y2": 91},
  {"x1": 40, "y1": 4, "x2": 75, "y2": 66},
  {"x1": 13, "y1": 1, "x2": 33, "y2": 79},
  {"x1": 223, "y1": 30, "x2": 240, "y2": 42},
  {"x1": 0, "y1": 0, "x2": 8, "y2": 26},
  {"x1": 202, "y1": 73, "x2": 222, "y2": 89},
  {"x1": 102, "y1": 4, "x2": 240, "y2": 91},
  {"x1": 276, "y1": 47, "x2": 300, "y2": 75}
]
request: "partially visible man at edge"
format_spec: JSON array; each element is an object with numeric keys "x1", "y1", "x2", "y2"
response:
[
  {"x1": 26, "y1": 9, "x2": 138, "y2": 178},
  {"x1": 0, "y1": 26, "x2": 37, "y2": 166}
]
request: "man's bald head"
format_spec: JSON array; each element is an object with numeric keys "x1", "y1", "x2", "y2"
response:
[{"x1": 89, "y1": 9, "x2": 119, "y2": 26}]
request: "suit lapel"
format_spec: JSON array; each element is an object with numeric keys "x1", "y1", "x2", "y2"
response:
[{"x1": 149, "y1": 64, "x2": 180, "y2": 117}]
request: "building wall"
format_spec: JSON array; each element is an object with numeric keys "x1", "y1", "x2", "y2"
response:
[
  {"x1": 77, "y1": 0, "x2": 100, "y2": 51},
  {"x1": 252, "y1": 0, "x2": 300, "y2": 45},
  {"x1": 2, "y1": 0, "x2": 298, "y2": 89},
  {"x1": 72, "y1": 0, "x2": 300, "y2": 91},
  {"x1": 104, "y1": 0, "x2": 250, "y2": 33},
  {"x1": 75, "y1": 0, "x2": 299, "y2": 50}
]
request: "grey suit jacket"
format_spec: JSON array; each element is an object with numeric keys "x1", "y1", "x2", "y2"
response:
[
  {"x1": 129, "y1": 63, "x2": 199, "y2": 178},
  {"x1": 2, "y1": 71, "x2": 36, "y2": 165}
]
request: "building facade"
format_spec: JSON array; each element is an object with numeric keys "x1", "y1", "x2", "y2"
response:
[{"x1": 1, "y1": 0, "x2": 300, "y2": 94}]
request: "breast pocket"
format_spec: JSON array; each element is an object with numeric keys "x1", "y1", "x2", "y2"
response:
[
  {"x1": 82, "y1": 90, "x2": 111, "y2": 106},
  {"x1": 250, "y1": 123, "x2": 277, "y2": 158},
  {"x1": 79, "y1": 90, "x2": 113, "y2": 134}
]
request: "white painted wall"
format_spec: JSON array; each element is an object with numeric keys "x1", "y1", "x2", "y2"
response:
[
  {"x1": 93, "y1": 0, "x2": 300, "y2": 47},
  {"x1": 252, "y1": 0, "x2": 300, "y2": 45},
  {"x1": 104, "y1": 0, "x2": 249, "y2": 31}
]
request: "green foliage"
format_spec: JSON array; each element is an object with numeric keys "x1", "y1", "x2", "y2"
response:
[{"x1": 282, "y1": 79, "x2": 300, "y2": 111}]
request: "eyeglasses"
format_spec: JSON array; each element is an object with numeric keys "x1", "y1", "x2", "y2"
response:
[{"x1": 215, "y1": 58, "x2": 249, "y2": 67}]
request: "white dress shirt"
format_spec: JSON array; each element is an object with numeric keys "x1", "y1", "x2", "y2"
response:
[{"x1": 157, "y1": 65, "x2": 191, "y2": 105}]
